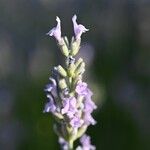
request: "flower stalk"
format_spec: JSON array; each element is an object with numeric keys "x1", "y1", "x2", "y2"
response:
[
  {"x1": 44, "y1": 15, "x2": 97, "y2": 150},
  {"x1": 68, "y1": 139, "x2": 73, "y2": 150}
]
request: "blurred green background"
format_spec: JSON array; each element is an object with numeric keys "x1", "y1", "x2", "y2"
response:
[{"x1": 0, "y1": 0, "x2": 149, "y2": 150}]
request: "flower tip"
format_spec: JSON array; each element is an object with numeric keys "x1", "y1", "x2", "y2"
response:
[
  {"x1": 80, "y1": 26, "x2": 89, "y2": 34},
  {"x1": 56, "y1": 16, "x2": 60, "y2": 22},
  {"x1": 46, "y1": 29, "x2": 54, "y2": 36},
  {"x1": 85, "y1": 28, "x2": 89, "y2": 31},
  {"x1": 72, "y1": 14, "x2": 77, "y2": 21}
]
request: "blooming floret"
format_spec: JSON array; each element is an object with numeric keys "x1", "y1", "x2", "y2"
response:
[
  {"x1": 70, "y1": 115, "x2": 83, "y2": 128},
  {"x1": 72, "y1": 15, "x2": 89, "y2": 40},
  {"x1": 75, "y1": 81, "x2": 88, "y2": 95},
  {"x1": 76, "y1": 134, "x2": 96, "y2": 150},
  {"x1": 46, "y1": 16, "x2": 62, "y2": 42},
  {"x1": 61, "y1": 97, "x2": 77, "y2": 118}
]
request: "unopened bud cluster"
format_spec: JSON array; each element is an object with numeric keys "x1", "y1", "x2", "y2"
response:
[{"x1": 44, "y1": 15, "x2": 96, "y2": 150}]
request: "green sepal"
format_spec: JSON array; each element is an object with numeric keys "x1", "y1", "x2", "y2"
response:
[
  {"x1": 76, "y1": 125, "x2": 88, "y2": 140},
  {"x1": 57, "y1": 65, "x2": 67, "y2": 77},
  {"x1": 70, "y1": 37, "x2": 81, "y2": 56},
  {"x1": 68, "y1": 63, "x2": 76, "y2": 77},
  {"x1": 58, "y1": 78, "x2": 68, "y2": 90},
  {"x1": 74, "y1": 62, "x2": 85, "y2": 76},
  {"x1": 58, "y1": 38, "x2": 69, "y2": 57},
  {"x1": 75, "y1": 58, "x2": 83, "y2": 68},
  {"x1": 64, "y1": 36, "x2": 69, "y2": 48},
  {"x1": 53, "y1": 112, "x2": 64, "y2": 120}
]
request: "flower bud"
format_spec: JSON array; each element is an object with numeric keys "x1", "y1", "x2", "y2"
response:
[
  {"x1": 54, "y1": 112, "x2": 64, "y2": 119},
  {"x1": 69, "y1": 128, "x2": 78, "y2": 142},
  {"x1": 73, "y1": 75, "x2": 82, "y2": 85},
  {"x1": 70, "y1": 37, "x2": 81, "y2": 56},
  {"x1": 74, "y1": 62, "x2": 85, "y2": 76},
  {"x1": 68, "y1": 63, "x2": 76, "y2": 77},
  {"x1": 75, "y1": 58, "x2": 83, "y2": 69},
  {"x1": 57, "y1": 65, "x2": 67, "y2": 77},
  {"x1": 64, "y1": 36, "x2": 69, "y2": 47},
  {"x1": 76, "y1": 125, "x2": 87, "y2": 139},
  {"x1": 58, "y1": 38, "x2": 69, "y2": 57},
  {"x1": 59, "y1": 79, "x2": 67, "y2": 90}
]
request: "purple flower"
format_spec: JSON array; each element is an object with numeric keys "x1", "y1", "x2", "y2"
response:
[
  {"x1": 84, "y1": 95, "x2": 97, "y2": 114},
  {"x1": 72, "y1": 15, "x2": 89, "y2": 40},
  {"x1": 70, "y1": 115, "x2": 83, "y2": 128},
  {"x1": 46, "y1": 16, "x2": 62, "y2": 42},
  {"x1": 83, "y1": 112, "x2": 96, "y2": 126},
  {"x1": 44, "y1": 78, "x2": 57, "y2": 98},
  {"x1": 61, "y1": 97, "x2": 77, "y2": 118},
  {"x1": 75, "y1": 81, "x2": 88, "y2": 96},
  {"x1": 43, "y1": 95, "x2": 56, "y2": 113},
  {"x1": 75, "y1": 81, "x2": 97, "y2": 126},
  {"x1": 77, "y1": 134, "x2": 96, "y2": 150},
  {"x1": 76, "y1": 81, "x2": 97, "y2": 112},
  {"x1": 83, "y1": 96, "x2": 97, "y2": 125}
]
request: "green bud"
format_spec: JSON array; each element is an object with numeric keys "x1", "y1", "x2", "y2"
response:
[
  {"x1": 57, "y1": 65, "x2": 67, "y2": 77},
  {"x1": 73, "y1": 74, "x2": 82, "y2": 85},
  {"x1": 54, "y1": 112, "x2": 64, "y2": 120},
  {"x1": 64, "y1": 36, "x2": 69, "y2": 47},
  {"x1": 70, "y1": 37, "x2": 81, "y2": 56},
  {"x1": 66, "y1": 125, "x2": 72, "y2": 134},
  {"x1": 59, "y1": 79, "x2": 67, "y2": 89},
  {"x1": 69, "y1": 127, "x2": 78, "y2": 142},
  {"x1": 75, "y1": 58, "x2": 83, "y2": 69},
  {"x1": 69, "y1": 92, "x2": 74, "y2": 97},
  {"x1": 68, "y1": 63, "x2": 76, "y2": 77},
  {"x1": 76, "y1": 125, "x2": 88, "y2": 140},
  {"x1": 74, "y1": 62, "x2": 85, "y2": 76},
  {"x1": 58, "y1": 38, "x2": 69, "y2": 57}
]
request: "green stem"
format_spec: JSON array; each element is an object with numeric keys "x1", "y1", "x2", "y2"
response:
[
  {"x1": 68, "y1": 139, "x2": 74, "y2": 150},
  {"x1": 69, "y1": 77, "x2": 73, "y2": 91},
  {"x1": 69, "y1": 77, "x2": 72, "y2": 85}
]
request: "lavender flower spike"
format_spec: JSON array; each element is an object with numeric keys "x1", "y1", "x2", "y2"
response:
[
  {"x1": 44, "y1": 16, "x2": 98, "y2": 150},
  {"x1": 46, "y1": 16, "x2": 62, "y2": 42},
  {"x1": 72, "y1": 14, "x2": 89, "y2": 40}
]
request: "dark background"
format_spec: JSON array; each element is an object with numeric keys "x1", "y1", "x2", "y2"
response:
[{"x1": 0, "y1": 0, "x2": 149, "y2": 150}]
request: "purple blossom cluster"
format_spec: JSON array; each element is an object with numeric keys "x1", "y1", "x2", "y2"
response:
[
  {"x1": 44, "y1": 15, "x2": 97, "y2": 150},
  {"x1": 44, "y1": 80, "x2": 97, "y2": 129},
  {"x1": 44, "y1": 80, "x2": 97, "y2": 128}
]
